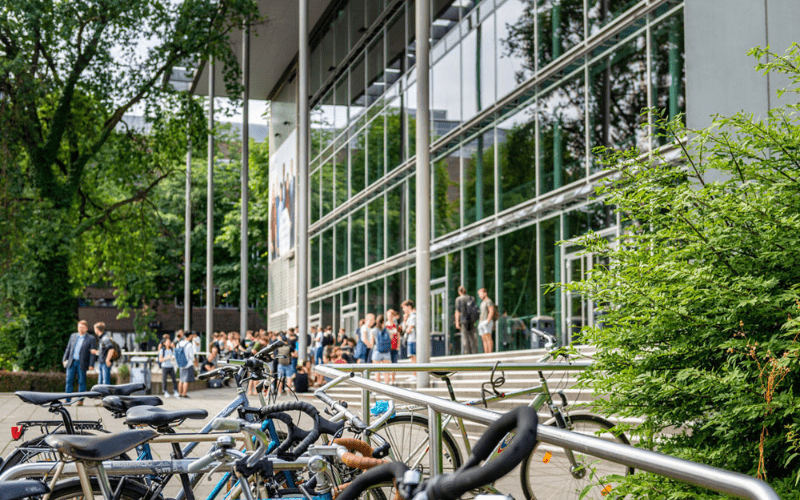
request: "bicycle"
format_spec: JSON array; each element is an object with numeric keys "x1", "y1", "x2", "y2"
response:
[{"x1": 371, "y1": 333, "x2": 633, "y2": 500}]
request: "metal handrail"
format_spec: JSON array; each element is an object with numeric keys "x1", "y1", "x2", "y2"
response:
[
  {"x1": 319, "y1": 361, "x2": 592, "y2": 372},
  {"x1": 314, "y1": 365, "x2": 780, "y2": 500}
]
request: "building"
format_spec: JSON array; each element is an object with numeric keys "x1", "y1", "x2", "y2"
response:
[{"x1": 196, "y1": 0, "x2": 800, "y2": 355}]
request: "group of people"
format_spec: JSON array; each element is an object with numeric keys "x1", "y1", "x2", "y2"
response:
[
  {"x1": 156, "y1": 330, "x2": 199, "y2": 398},
  {"x1": 455, "y1": 287, "x2": 497, "y2": 354}
]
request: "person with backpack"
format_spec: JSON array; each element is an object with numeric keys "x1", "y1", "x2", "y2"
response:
[
  {"x1": 478, "y1": 288, "x2": 497, "y2": 354},
  {"x1": 95, "y1": 322, "x2": 117, "y2": 386},
  {"x1": 276, "y1": 333, "x2": 296, "y2": 395},
  {"x1": 454, "y1": 286, "x2": 479, "y2": 354},
  {"x1": 370, "y1": 315, "x2": 391, "y2": 383},
  {"x1": 174, "y1": 330, "x2": 197, "y2": 398},
  {"x1": 158, "y1": 336, "x2": 179, "y2": 398}
]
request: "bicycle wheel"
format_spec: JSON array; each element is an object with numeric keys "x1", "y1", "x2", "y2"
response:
[
  {"x1": 379, "y1": 414, "x2": 462, "y2": 475},
  {"x1": 521, "y1": 414, "x2": 634, "y2": 500},
  {"x1": 48, "y1": 476, "x2": 162, "y2": 500}
]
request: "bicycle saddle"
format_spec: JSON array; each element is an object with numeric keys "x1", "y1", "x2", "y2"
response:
[
  {"x1": 125, "y1": 406, "x2": 208, "y2": 429},
  {"x1": 0, "y1": 480, "x2": 49, "y2": 500},
  {"x1": 430, "y1": 371, "x2": 454, "y2": 379},
  {"x1": 103, "y1": 395, "x2": 163, "y2": 417},
  {"x1": 15, "y1": 391, "x2": 100, "y2": 406},
  {"x1": 91, "y1": 383, "x2": 146, "y2": 397},
  {"x1": 45, "y1": 428, "x2": 157, "y2": 462}
]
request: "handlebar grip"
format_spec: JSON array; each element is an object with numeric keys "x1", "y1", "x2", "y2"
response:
[
  {"x1": 336, "y1": 461, "x2": 410, "y2": 500},
  {"x1": 197, "y1": 368, "x2": 220, "y2": 381},
  {"x1": 188, "y1": 453, "x2": 218, "y2": 474},
  {"x1": 255, "y1": 339, "x2": 285, "y2": 359},
  {"x1": 211, "y1": 418, "x2": 242, "y2": 432},
  {"x1": 426, "y1": 406, "x2": 538, "y2": 500}
]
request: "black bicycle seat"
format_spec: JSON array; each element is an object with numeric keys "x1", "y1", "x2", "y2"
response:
[
  {"x1": 103, "y1": 395, "x2": 163, "y2": 417},
  {"x1": 0, "y1": 480, "x2": 49, "y2": 500},
  {"x1": 16, "y1": 391, "x2": 101, "y2": 406},
  {"x1": 44, "y1": 429, "x2": 157, "y2": 462},
  {"x1": 430, "y1": 371, "x2": 454, "y2": 379},
  {"x1": 125, "y1": 406, "x2": 208, "y2": 429},
  {"x1": 91, "y1": 383, "x2": 146, "y2": 397}
]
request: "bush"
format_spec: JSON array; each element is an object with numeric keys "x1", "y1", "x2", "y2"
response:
[
  {"x1": 572, "y1": 45, "x2": 800, "y2": 498},
  {"x1": 0, "y1": 370, "x2": 117, "y2": 392}
]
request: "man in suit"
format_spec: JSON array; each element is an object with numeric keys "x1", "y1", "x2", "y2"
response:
[{"x1": 62, "y1": 320, "x2": 98, "y2": 404}]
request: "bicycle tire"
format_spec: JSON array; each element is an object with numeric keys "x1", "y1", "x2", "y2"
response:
[
  {"x1": 48, "y1": 476, "x2": 162, "y2": 500},
  {"x1": 379, "y1": 414, "x2": 463, "y2": 474},
  {"x1": 520, "y1": 414, "x2": 634, "y2": 500}
]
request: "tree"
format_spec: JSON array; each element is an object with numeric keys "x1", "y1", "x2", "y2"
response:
[
  {"x1": 571, "y1": 45, "x2": 800, "y2": 497},
  {"x1": 0, "y1": 0, "x2": 259, "y2": 370}
]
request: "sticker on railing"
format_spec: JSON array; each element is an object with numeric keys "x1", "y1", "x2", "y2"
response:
[{"x1": 542, "y1": 451, "x2": 552, "y2": 463}]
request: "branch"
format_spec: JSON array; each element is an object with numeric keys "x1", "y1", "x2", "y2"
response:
[{"x1": 72, "y1": 169, "x2": 172, "y2": 236}]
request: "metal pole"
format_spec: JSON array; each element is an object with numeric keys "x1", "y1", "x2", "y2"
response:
[
  {"x1": 206, "y1": 60, "x2": 215, "y2": 343},
  {"x1": 241, "y1": 24, "x2": 250, "y2": 335},
  {"x1": 415, "y1": 0, "x2": 431, "y2": 389},
  {"x1": 297, "y1": 0, "x2": 309, "y2": 363},
  {"x1": 427, "y1": 406, "x2": 443, "y2": 476},
  {"x1": 184, "y1": 101, "x2": 192, "y2": 334}
]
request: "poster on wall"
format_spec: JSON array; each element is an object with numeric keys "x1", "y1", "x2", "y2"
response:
[{"x1": 269, "y1": 130, "x2": 297, "y2": 262}]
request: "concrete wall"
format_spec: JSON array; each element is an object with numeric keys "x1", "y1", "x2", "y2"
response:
[{"x1": 686, "y1": 0, "x2": 800, "y2": 130}]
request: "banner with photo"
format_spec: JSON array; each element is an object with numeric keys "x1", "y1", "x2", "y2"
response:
[{"x1": 269, "y1": 130, "x2": 296, "y2": 261}]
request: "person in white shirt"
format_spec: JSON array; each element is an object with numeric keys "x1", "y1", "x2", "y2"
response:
[
  {"x1": 175, "y1": 331, "x2": 197, "y2": 398},
  {"x1": 158, "y1": 335, "x2": 179, "y2": 398}
]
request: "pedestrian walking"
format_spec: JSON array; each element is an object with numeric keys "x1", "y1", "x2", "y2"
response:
[
  {"x1": 159, "y1": 336, "x2": 179, "y2": 398},
  {"x1": 175, "y1": 330, "x2": 197, "y2": 398}
]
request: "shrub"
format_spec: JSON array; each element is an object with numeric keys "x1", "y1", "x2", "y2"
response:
[{"x1": 0, "y1": 370, "x2": 117, "y2": 392}]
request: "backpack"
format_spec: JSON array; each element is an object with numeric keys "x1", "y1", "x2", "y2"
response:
[
  {"x1": 174, "y1": 341, "x2": 190, "y2": 368},
  {"x1": 277, "y1": 345, "x2": 292, "y2": 366},
  {"x1": 491, "y1": 305, "x2": 499, "y2": 321},
  {"x1": 109, "y1": 340, "x2": 121, "y2": 361},
  {"x1": 322, "y1": 331, "x2": 334, "y2": 347},
  {"x1": 465, "y1": 296, "x2": 480, "y2": 324},
  {"x1": 376, "y1": 328, "x2": 391, "y2": 353}
]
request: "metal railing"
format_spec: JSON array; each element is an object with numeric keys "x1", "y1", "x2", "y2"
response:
[{"x1": 314, "y1": 364, "x2": 780, "y2": 500}]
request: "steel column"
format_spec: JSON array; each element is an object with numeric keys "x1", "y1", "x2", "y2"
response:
[
  {"x1": 297, "y1": 0, "x2": 310, "y2": 362},
  {"x1": 206, "y1": 61, "x2": 215, "y2": 340},
  {"x1": 415, "y1": 0, "x2": 431, "y2": 388},
  {"x1": 241, "y1": 23, "x2": 250, "y2": 334},
  {"x1": 184, "y1": 103, "x2": 192, "y2": 333}
]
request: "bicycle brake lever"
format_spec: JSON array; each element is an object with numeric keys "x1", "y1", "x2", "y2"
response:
[{"x1": 557, "y1": 389, "x2": 568, "y2": 408}]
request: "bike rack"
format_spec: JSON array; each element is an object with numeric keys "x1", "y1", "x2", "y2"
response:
[{"x1": 315, "y1": 364, "x2": 780, "y2": 500}]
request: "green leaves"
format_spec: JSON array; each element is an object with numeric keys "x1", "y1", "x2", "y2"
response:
[{"x1": 572, "y1": 45, "x2": 800, "y2": 497}]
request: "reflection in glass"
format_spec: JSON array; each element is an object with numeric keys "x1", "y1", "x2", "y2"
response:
[
  {"x1": 464, "y1": 239, "x2": 495, "y2": 312},
  {"x1": 405, "y1": 80, "x2": 417, "y2": 159},
  {"x1": 432, "y1": 46, "x2": 461, "y2": 139},
  {"x1": 651, "y1": 9, "x2": 685, "y2": 144},
  {"x1": 322, "y1": 228, "x2": 334, "y2": 284},
  {"x1": 587, "y1": 0, "x2": 639, "y2": 36},
  {"x1": 367, "y1": 35, "x2": 385, "y2": 106},
  {"x1": 321, "y1": 90, "x2": 336, "y2": 153},
  {"x1": 367, "y1": 114, "x2": 385, "y2": 185},
  {"x1": 386, "y1": 271, "x2": 406, "y2": 315},
  {"x1": 536, "y1": 0, "x2": 584, "y2": 68},
  {"x1": 334, "y1": 9, "x2": 349, "y2": 69},
  {"x1": 334, "y1": 145, "x2": 348, "y2": 207},
  {"x1": 498, "y1": 102, "x2": 536, "y2": 211},
  {"x1": 433, "y1": 147, "x2": 460, "y2": 238},
  {"x1": 387, "y1": 92, "x2": 404, "y2": 171},
  {"x1": 335, "y1": 219, "x2": 348, "y2": 279},
  {"x1": 446, "y1": 251, "x2": 462, "y2": 353},
  {"x1": 350, "y1": 130, "x2": 366, "y2": 196},
  {"x1": 311, "y1": 235, "x2": 320, "y2": 288},
  {"x1": 538, "y1": 73, "x2": 586, "y2": 194},
  {"x1": 498, "y1": 225, "x2": 538, "y2": 351},
  {"x1": 335, "y1": 76, "x2": 349, "y2": 137},
  {"x1": 496, "y1": 0, "x2": 533, "y2": 98},
  {"x1": 408, "y1": 176, "x2": 416, "y2": 248},
  {"x1": 310, "y1": 168, "x2": 321, "y2": 224},
  {"x1": 539, "y1": 217, "x2": 561, "y2": 335},
  {"x1": 367, "y1": 278, "x2": 384, "y2": 317},
  {"x1": 351, "y1": 208, "x2": 365, "y2": 271},
  {"x1": 464, "y1": 129, "x2": 495, "y2": 225},
  {"x1": 588, "y1": 35, "x2": 648, "y2": 168},
  {"x1": 351, "y1": 56, "x2": 367, "y2": 128},
  {"x1": 321, "y1": 160, "x2": 334, "y2": 216},
  {"x1": 368, "y1": 195, "x2": 385, "y2": 265},
  {"x1": 387, "y1": 184, "x2": 405, "y2": 258}
]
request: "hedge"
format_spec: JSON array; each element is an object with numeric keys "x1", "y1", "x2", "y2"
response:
[{"x1": 0, "y1": 371, "x2": 118, "y2": 393}]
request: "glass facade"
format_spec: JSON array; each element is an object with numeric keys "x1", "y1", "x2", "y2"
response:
[{"x1": 305, "y1": 0, "x2": 685, "y2": 350}]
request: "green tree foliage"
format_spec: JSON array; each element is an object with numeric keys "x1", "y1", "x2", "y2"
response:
[
  {"x1": 0, "y1": 0, "x2": 259, "y2": 370},
  {"x1": 572, "y1": 45, "x2": 800, "y2": 498}
]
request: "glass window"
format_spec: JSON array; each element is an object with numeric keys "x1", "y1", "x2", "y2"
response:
[
  {"x1": 405, "y1": 79, "x2": 417, "y2": 159},
  {"x1": 588, "y1": 35, "x2": 648, "y2": 170},
  {"x1": 350, "y1": 130, "x2": 366, "y2": 196},
  {"x1": 462, "y1": 11, "x2": 497, "y2": 120},
  {"x1": 446, "y1": 250, "x2": 462, "y2": 353},
  {"x1": 335, "y1": 76, "x2": 349, "y2": 136},
  {"x1": 464, "y1": 239, "x2": 495, "y2": 302},
  {"x1": 351, "y1": 207, "x2": 366, "y2": 271},
  {"x1": 463, "y1": 129, "x2": 495, "y2": 225},
  {"x1": 432, "y1": 46, "x2": 461, "y2": 138},
  {"x1": 386, "y1": 271, "x2": 406, "y2": 315},
  {"x1": 351, "y1": 56, "x2": 367, "y2": 127},
  {"x1": 322, "y1": 228, "x2": 334, "y2": 284},
  {"x1": 537, "y1": 0, "x2": 585, "y2": 68},
  {"x1": 334, "y1": 8, "x2": 349, "y2": 69},
  {"x1": 387, "y1": 183, "x2": 405, "y2": 257},
  {"x1": 321, "y1": 159, "x2": 334, "y2": 216},
  {"x1": 311, "y1": 46, "x2": 323, "y2": 98},
  {"x1": 497, "y1": 101, "x2": 536, "y2": 211},
  {"x1": 349, "y1": 0, "x2": 367, "y2": 44},
  {"x1": 367, "y1": 278, "x2": 385, "y2": 317},
  {"x1": 322, "y1": 28, "x2": 335, "y2": 75},
  {"x1": 433, "y1": 146, "x2": 460, "y2": 238},
  {"x1": 335, "y1": 219, "x2": 348, "y2": 279},
  {"x1": 311, "y1": 235, "x2": 320, "y2": 288},
  {"x1": 367, "y1": 113, "x2": 385, "y2": 185},
  {"x1": 367, "y1": 35, "x2": 385, "y2": 105},
  {"x1": 387, "y1": 9, "x2": 406, "y2": 78},
  {"x1": 408, "y1": 175, "x2": 416, "y2": 248},
  {"x1": 539, "y1": 217, "x2": 561, "y2": 334},
  {"x1": 538, "y1": 72, "x2": 586, "y2": 195},
  {"x1": 321, "y1": 90, "x2": 335, "y2": 152},
  {"x1": 311, "y1": 103, "x2": 324, "y2": 160},
  {"x1": 496, "y1": 0, "x2": 533, "y2": 99},
  {"x1": 498, "y1": 224, "x2": 538, "y2": 351},
  {"x1": 310, "y1": 168, "x2": 321, "y2": 224},
  {"x1": 367, "y1": 195, "x2": 385, "y2": 265},
  {"x1": 367, "y1": 0, "x2": 383, "y2": 27},
  {"x1": 587, "y1": 0, "x2": 639, "y2": 36},
  {"x1": 651, "y1": 9, "x2": 685, "y2": 143},
  {"x1": 334, "y1": 145, "x2": 348, "y2": 207},
  {"x1": 387, "y1": 91, "x2": 404, "y2": 170}
]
